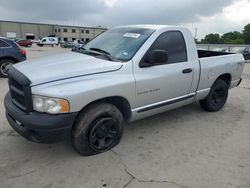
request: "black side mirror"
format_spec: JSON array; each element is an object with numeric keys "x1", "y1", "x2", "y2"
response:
[{"x1": 140, "y1": 49, "x2": 168, "y2": 68}]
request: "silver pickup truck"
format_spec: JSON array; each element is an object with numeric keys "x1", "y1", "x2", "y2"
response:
[{"x1": 4, "y1": 25, "x2": 245, "y2": 155}]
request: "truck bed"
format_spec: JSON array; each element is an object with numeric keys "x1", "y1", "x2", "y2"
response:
[
  {"x1": 198, "y1": 50, "x2": 233, "y2": 58},
  {"x1": 195, "y1": 51, "x2": 244, "y2": 102}
]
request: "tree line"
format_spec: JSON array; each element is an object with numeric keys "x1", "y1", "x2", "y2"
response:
[{"x1": 198, "y1": 23, "x2": 250, "y2": 44}]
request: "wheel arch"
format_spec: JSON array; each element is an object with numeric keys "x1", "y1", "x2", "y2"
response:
[
  {"x1": 78, "y1": 96, "x2": 132, "y2": 122},
  {"x1": 0, "y1": 56, "x2": 18, "y2": 63},
  {"x1": 216, "y1": 73, "x2": 231, "y2": 87}
]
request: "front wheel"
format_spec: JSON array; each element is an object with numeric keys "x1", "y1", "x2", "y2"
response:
[
  {"x1": 72, "y1": 103, "x2": 124, "y2": 156},
  {"x1": 199, "y1": 79, "x2": 229, "y2": 112}
]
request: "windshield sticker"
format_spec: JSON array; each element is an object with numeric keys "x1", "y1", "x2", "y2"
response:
[
  {"x1": 123, "y1": 33, "x2": 141, "y2": 38},
  {"x1": 123, "y1": 52, "x2": 129, "y2": 56}
]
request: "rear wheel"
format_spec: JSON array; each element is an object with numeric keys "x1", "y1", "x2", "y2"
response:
[
  {"x1": 0, "y1": 59, "x2": 15, "y2": 78},
  {"x1": 72, "y1": 103, "x2": 124, "y2": 156},
  {"x1": 199, "y1": 79, "x2": 229, "y2": 112}
]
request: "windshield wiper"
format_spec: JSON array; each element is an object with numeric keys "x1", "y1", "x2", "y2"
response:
[
  {"x1": 89, "y1": 48, "x2": 111, "y2": 55},
  {"x1": 89, "y1": 47, "x2": 117, "y2": 61}
]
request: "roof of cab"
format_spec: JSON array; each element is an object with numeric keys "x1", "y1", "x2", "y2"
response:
[{"x1": 114, "y1": 24, "x2": 182, "y2": 31}]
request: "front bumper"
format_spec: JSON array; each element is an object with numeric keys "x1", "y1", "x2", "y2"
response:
[{"x1": 4, "y1": 93, "x2": 77, "y2": 143}]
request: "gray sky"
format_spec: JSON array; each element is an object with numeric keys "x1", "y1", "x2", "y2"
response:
[{"x1": 0, "y1": 0, "x2": 249, "y2": 39}]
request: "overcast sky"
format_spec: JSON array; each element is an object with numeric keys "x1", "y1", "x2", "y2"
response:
[{"x1": 0, "y1": 0, "x2": 249, "y2": 39}]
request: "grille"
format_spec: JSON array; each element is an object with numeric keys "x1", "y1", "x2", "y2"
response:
[{"x1": 8, "y1": 66, "x2": 33, "y2": 112}]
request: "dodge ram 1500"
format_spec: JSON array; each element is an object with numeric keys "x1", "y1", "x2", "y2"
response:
[{"x1": 4, "y1": 25, "x2": 245, "y2": 155}]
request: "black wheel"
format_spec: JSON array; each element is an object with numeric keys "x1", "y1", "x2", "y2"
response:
[
  {"x1": 199, "y1": 79, "x2": 229, "y2": 112},
  {"x1": 72, "y1": 103, "x2": 124, "y2": 156},
  {"x1": 0, "y1": 59, "x2": 15, "y2": 78}
]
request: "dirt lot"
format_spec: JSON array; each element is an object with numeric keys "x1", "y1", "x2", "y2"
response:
[{"x1": 0, "y1": 45, "x2": 250, "y2": 188}]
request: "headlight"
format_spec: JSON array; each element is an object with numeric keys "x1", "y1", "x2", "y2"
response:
[{"x1": 32, "y1": 95, "x2": 69, "y2": 114}]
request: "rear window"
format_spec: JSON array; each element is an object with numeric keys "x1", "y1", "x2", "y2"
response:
[
  {"x1": 14, "y1": 42, "x2": 21, "y2": 49},
  {"x1": 8, "y1": 40, "x2": 21, "y2": 49},
  {"x1": 0, "y1": 39, "x2": 11, "y2": 48}
]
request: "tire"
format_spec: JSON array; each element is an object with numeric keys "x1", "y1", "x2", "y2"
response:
[
  {"x1": 0, "y1": 59, "x2": 15, "y2": 78},
  {"x1": 199, "y1": 79, "x2": 229, "y2": 112},
  {"x1": 72, "y1": 103, "x2": 124, "y2": 156}
]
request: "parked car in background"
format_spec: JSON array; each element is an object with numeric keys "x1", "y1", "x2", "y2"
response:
[
  {"x1": 231, "y1": 47, "x2": 250, "y2": 60},
  {"x1": 242, "y1": 47, "x2": 250, "y2": 60},
  {"x1": 60, "y1": 41, "x2": 74, "y2": 48},
  {"x1": 72, "y1": 40, "x2": 84, "y2": 52},
  {"x1": 16, "y1": 39, "x2": 32, "y2": 47},
  {"x1": 0, "y1": 37, "x2": 26, "y2": 77},
  {"x1": 37, "y1": 37, "x2": 58, "y2": 47}
]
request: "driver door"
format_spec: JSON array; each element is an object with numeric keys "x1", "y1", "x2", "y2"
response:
[{"x1": 134, "y1": 31, "x2": 194, "y2": 112}]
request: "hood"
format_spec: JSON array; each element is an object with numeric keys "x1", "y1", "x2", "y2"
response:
[{"x1": 14, "y1": 52, "x2": 123, "y2": 85}]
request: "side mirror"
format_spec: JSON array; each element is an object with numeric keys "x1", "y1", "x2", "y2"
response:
[{"x1": 140, "y1": 49, "x2": 168, "y2": 68}]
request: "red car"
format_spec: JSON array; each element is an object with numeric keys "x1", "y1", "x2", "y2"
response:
[{"x1": 16, "y1": 39, "x2": 32, "y2": 47}]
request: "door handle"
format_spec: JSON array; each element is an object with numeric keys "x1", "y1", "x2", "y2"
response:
[{"x1": 182, "y1": 68, "x2": 193, "y2": 74}]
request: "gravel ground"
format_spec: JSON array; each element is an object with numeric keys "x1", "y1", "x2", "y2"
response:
[{"x1": 0, "y1": 45, "x2": 250, "y2": 188}]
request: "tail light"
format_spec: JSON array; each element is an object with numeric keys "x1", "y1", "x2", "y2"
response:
[{"x1": 19, "y1": 49, "x2": 26, "y2": 56}]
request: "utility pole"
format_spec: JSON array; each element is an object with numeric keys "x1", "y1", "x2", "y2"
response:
[{"x1": 194, "y1": 28, "x2": 198, "y2": 42}]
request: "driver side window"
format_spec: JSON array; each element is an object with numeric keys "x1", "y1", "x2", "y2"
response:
[{"x1": 143, "y1": 31, "x2": 187, "y2": 65}]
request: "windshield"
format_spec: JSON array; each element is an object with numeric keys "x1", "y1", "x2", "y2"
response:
[{"x1": 83, "y1": 27, "x2": 155, "y2": 61}]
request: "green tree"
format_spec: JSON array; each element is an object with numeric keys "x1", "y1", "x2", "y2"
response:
[
  {"x1": 243, "y1": 24, "x2": 250, "y2": 44},
  {"x1": 221, "y1": 31, "x2": 244, "y2": 44},
  {"x1": 201, "y1": 33, "x2": 221, "y2": 44},
  {"x1": 200, "y1": 23, "x2": 250, "y2": 44},
  {"x1": 202, "y1": 33, "x2": 221, "y2": 44}
]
